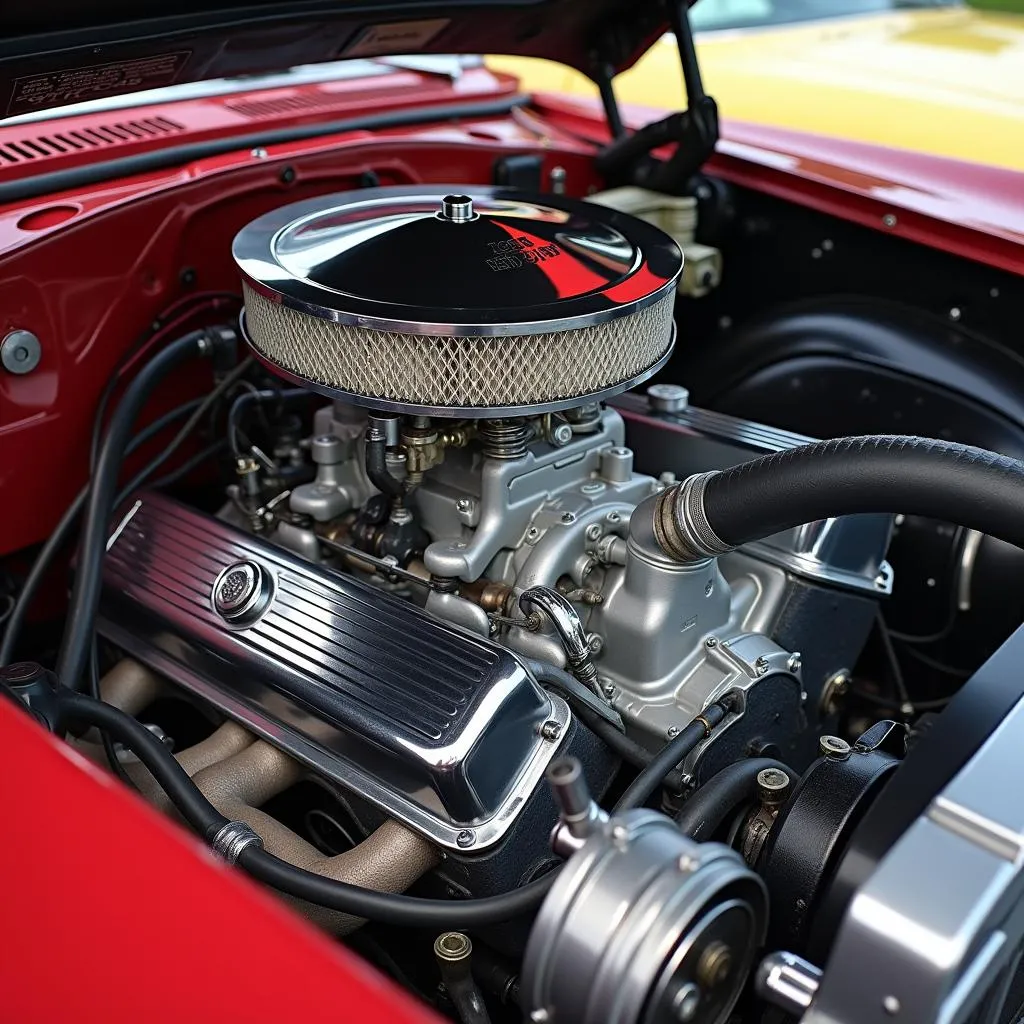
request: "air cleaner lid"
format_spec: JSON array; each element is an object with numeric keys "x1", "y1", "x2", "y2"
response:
[{"x1": 233, "y1": 186, "x2": 682, "y2": 337}]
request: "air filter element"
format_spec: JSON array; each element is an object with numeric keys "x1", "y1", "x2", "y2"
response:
[{"x1": 234, "y1": 186, "x2": 682, "y2": 417}]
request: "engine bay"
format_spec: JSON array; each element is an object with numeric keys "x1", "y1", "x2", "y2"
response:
[{"x1": 5, "y1": 129, "x2": 1024, "y2": 1022}]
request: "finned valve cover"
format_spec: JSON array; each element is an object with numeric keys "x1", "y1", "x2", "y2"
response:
[{"x1": 233, "y1": 186, "x2": 682, "y2": 417}]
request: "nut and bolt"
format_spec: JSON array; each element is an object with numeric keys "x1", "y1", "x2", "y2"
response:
[
  {"x1": 455, "y1": 829, "x2": 476, "y2": 848},
  {"x1": 667, "y1": 725, "x2": 680, "y2": 738},
  {"x1": 672, "y1": 983, "x2": 702, "y2": 1022},
  {"x1": 434, "y1": 932, "x2": 471, "y2": 963},
  {"x1": 756, "y1": 767, "x2": 791, "y2": 806},
  {"x1": 585, "y1": 523, "x2": 603, "y2": 541},
  {"x1": 456, "y1": 497, "x2": 472, "y2": 513},
  {"x1": 561, "y1": 512, "x2": 576, "y2": 524},
  {"x1": 696, "y1": 941, "x2": 733, "y2": 989},
  {"x1": 820, "y1": 670, "x2": 851, "y2": 715},
  {"x1": 754, "y1": 656, "x2": 770, "y2": 676},
  {"x1": 786, "y1": 652, "x2": 802, "y2": 673},
  {"x1": 540, "y1": 720, "x2": 562, "y2": 741},
  {"x1": 551, "y1": 423, "x2": 574, "y2": 446},
  {"x1": 705, "y1": 637, "x2": 718, "y2": 649},
  {"x1": 819, "y1": 734, "x2": 852, "y2": 760}
]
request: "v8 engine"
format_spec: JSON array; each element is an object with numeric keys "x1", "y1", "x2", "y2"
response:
[{"x1": 13, "y1": 184, "x2": 1024, "y2": 1024}]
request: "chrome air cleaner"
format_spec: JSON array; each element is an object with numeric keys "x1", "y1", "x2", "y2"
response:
[{"x1": 233, "y1": 186, "x2": 682, "y2": 417}]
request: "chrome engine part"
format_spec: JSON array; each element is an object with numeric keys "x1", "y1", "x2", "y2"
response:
[
  {"x1": 98, "y1": 492, "x2": 570, "y2": 853},
  {"x1": 523, "y1": 758, "x2": 768, "y2": 1024},
  {"x1": 234, "y1": 186, "x2": 682, "y2": 417}
]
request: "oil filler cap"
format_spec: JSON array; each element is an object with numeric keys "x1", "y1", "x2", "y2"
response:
[{"x1": 212, "y1": 560, "x2": 272, "y2": 625}]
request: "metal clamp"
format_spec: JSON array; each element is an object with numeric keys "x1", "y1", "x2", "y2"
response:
[
  {"x1": 653, "y1": 471, "x2": 734, "y2": 563},
  {"x1": 212, "y1": 820, "x2": 264, "y2": 864}
]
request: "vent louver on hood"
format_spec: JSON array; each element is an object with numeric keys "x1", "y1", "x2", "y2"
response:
[{"x1": 0, "y1": 116, "x2": 184, "y2": 164}]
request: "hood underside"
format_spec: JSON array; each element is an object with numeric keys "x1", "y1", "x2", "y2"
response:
[{"x1": 0, "y1": 0, "x2": 677, "y2": 120}]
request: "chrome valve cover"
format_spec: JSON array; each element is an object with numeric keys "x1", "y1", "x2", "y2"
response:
[{"x1": 98, "y1": 492, "x2": 569, "y2": 852}]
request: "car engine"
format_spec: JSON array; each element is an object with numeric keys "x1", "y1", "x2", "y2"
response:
[{"x1": 9, "y1": 183, "x2": 1024, "y2": 1024}]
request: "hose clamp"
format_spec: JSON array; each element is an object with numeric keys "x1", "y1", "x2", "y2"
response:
[
  {"x1": 212, "y1": 820, "x2": 264, "y2": 865},
  {"x1": 653, "y1": 471, "x2": 734, "y2": 562}
]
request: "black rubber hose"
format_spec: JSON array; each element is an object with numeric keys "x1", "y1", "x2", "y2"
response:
[
  {"x1": 521, "y1": 658, "x2": 623, "y2": 729},
  {"x1": 674, "y1": 758, "x2": 797, "y2": 841},
  {"x1": 365, "y1": 430, "x2": 404, "y2": 498},
  {"x1": 614, "y1": 701, "x2": 730, "y2": 811},
  {"x1": 52, "y1": 686, "x2": 557, "y2": 927},
  {"x1": 56, "y1": 330, "x2": 212, "y2": 690},
  {"x1": 521, "y1": 658, "x2": 690, "y2": 790},
  {"x1": 701, "y1": 436, "x2": 1024, "y2": 552},
  {"x1": 0, "y1": 394, "x2": 207, "y2": 666},
  {"x1": 57, "y1": 690, "x2": 229, "y2": 838},
  {"x1": 236, "y1": 846, "x2": 554, "y2": 928},
  {"x1": 227, "y1": 386, "x2": 307, "y2": 458}
]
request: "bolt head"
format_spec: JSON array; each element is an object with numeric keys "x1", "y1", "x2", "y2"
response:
[
  {"x1": 672, "y1": 983, "x2": 701, "y2": 1022},
  {"x1": 696, "y1": 941, "x2": 733, "y2": 990},
  {"x1": 786, "y1": 652, "x2": 802, "y2": 673},
  {"x1": 603, "y1": 683, "x2": 616, "y2": 698},
  {"x1": 705, "y1": 636, "x2": 718, "y2": 649},
  {"x1": 883, "y1": 995, "x2": 901, "y2": 1016},
  {"x1": 456, "y1": 498, "x2": 471, "y2": 512},
  {"x1": 883, "y1": 213, "x2": 898, "y2": 228},
  {"x1": 540, "y1": 720, "x2": 562, "y2": 741},
  {"x1": 529, "y1": 1010, "x2": 550, "y2": 1024},
  {"x1": 606, "y1": 511, "x2": 621, "y2": 523},
  {"x1": 819, "y1": 734, "x2": 852, "y2": 760},
  {"x1": 585, "y1": 523, "x2": 603, "y2": 541},
  {"x1": 756, "y1": 768, "x2": 790, "y2": 806},
  {"x1": 552, "y1": 423, "x2": 574, "y2": 445},
  {"x1": 561, "y1": 512, "x2": 575, "y2": 524},
  {"x1": 611, "y1": 823, "x2": 630, "y2": 844},
  {"x1": 455, "y1": 829, "x2": 475, "y2": 848},
  {"x1": 587, "y1": 633, "x2": 603, "y2": 655},
  {"x1": 666, "y1": 725, "x2": 680, "y2": 738},
  {"x1": 755, "y1": 656, "x2": 770, "y2": 676}
]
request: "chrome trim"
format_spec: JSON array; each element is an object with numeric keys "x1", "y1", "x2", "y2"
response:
[
  {"x1": 232, "y1": 186, "x2": 682, "y2": 338},
  {"x1": 99, "y1": 492, "x2": 570, "y2": 852}
]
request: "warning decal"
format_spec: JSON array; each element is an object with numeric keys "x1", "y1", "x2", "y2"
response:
[{"x1": 8, "y1": 51, "x2": 191, "y2": 117}]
